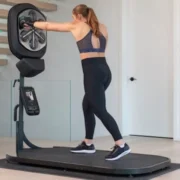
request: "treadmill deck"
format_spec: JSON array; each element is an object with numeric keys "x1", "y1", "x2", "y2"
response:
[{"x1": 6, "y1": 147, "x2": 171, "y2": 175}]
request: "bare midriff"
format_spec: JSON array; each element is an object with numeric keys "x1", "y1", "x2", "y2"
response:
[{"x1": 80, "y1": 52, "x2": 105, "y2": 60}]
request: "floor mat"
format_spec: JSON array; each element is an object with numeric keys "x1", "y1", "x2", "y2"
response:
[{"x1": 0, "y1": 159, "x2": 180, "y2": 180}]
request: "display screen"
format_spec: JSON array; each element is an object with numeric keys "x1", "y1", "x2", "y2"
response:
[{"x1": 26, "y1": 91, "x2": 34, "y2": 101}]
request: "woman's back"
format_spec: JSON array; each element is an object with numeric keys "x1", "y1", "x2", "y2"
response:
[{"x1": 72, "y1": 22, "x2": 108, "y2": 60}]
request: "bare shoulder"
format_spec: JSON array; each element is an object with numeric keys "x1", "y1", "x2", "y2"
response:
[
  {"x1": 99, "y1": 23, "x2": 107, "y2": 30},
  {"x1": 99, "y1": 23, "x2": 108, "y2": 37},
  {"x1": 71, "y1": 21, "x2": 90, "y2": 40}
]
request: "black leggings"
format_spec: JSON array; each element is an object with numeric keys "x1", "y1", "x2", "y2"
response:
[{"x1": 82, "y1": 57, "x2": 123, "y2": 141}]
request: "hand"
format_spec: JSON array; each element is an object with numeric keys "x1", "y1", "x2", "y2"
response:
[
  {"x1": 19, "y1": 17, "x2": 34, "y2": 29},
  {"x1": 24, "y1": 21, "x2": 34, "y2": 27},
  {"x1": 23, "y1": 23, "x2": 32, "y2": 30}
]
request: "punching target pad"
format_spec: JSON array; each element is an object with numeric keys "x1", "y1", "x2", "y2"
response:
[{"x1": 8, "y1": 3, "x2": 47, "y2": 59}]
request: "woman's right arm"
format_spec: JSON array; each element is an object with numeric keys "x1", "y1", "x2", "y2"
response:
[
  {"x1": 100, "y1": 23, "x2": 108, "y2": 50},
  {"x1": 33, "y1": 21, "x2": 76, "y2": 32}
]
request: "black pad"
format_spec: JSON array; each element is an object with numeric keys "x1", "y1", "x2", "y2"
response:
[
  {"x1": 16, "y1": 58, "x2": 45, "y2": 77},
  {"x1": 8, "y1": 3, "x2": 47, "y2": 59},
  {"x1": 20, "y1": 87, "x2": 40, "y2": 116},
  {"x1": 6, "y1": 147, "x2": 171, "y2": 175}
]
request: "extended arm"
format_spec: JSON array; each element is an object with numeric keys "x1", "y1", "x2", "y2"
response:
[{"x1": 33, "y1": 21, "x2": 75, "y2": 32}]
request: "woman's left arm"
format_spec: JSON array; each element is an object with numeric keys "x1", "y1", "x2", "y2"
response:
[{"x1": 33, "y1": 21, "x2": 75, "y2": 32}]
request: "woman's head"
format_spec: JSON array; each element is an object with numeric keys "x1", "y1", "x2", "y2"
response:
[{"x1": 72, "y1": 4, "x2": 101, "y2": 37}]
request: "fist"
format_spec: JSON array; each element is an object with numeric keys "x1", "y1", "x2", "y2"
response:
[{"x1": 19, "y1": 17, "x2": 34, "y2": 29}]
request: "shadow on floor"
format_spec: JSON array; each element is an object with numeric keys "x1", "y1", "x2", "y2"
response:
[{"x1": 0, "y1": 159, "x2": 180, "y2": 180}]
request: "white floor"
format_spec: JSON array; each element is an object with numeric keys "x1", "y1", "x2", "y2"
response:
[{"x1": 0, "y1": 136, "x2": 180, "y2": 180}]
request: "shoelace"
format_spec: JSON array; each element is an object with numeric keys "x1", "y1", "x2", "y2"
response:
[
  {"x1": 111, "y1": 145, "x2": 119, "y2": 149},
  {"x1": 110, "y1": 145, "x2": 119, "y2": 154},
  {"x1": 78, "y1": 142, "x2": 86, "y2": 147}
]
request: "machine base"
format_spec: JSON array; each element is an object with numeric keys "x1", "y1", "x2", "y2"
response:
[{"x1": 6, "y1": 147, "x2": 171, "y2": 176}]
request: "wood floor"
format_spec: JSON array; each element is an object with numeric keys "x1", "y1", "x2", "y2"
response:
[{"x1": 0, "y1": 136, "x2": 180, "y2": 180}]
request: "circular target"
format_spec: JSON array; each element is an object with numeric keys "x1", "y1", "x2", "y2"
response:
[
  {"x1": 8, "y1": 3, "x2": 47, "y2": 59},
  {"x1": 18, "y1": 9, "x2": 47, "y2": 52}
]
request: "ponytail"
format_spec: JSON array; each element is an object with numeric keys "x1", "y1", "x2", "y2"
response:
[{"x1": 87, "y1": 8, "x2": 101, "y2": 37}]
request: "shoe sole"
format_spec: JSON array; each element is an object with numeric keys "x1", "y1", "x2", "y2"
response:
[
  {"x1": 105, "y1": 149, "x2": 131, "y2": 161},
  {"x1": 70, "y1": 149, "x2": 96, "y2": 154}
]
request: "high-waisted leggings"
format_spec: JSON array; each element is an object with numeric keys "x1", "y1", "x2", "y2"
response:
[{"x1": 81, "y1": 57, "x2": 122, "y2": 141}]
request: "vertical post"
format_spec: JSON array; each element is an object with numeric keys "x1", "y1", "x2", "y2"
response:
[{"x1": 16, "y1": 74, "x2": 25, "y2": 155}]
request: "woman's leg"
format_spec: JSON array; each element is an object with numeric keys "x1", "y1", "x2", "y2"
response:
[
  {"x1": 83, "y1": 62, "x2": 130, "y2": 160},
  {"x1": 71, "y1": 58, "x2": 130, "y2": 159},
  {"x1": 83, "y1": 94, "x2": 96, "y2": 144},
  {"x1": 87, "y1": 82, "x2": 123, "y2": 142},
  {"x1": 101, "y1": 66, "x2": 125, "y2": 146},
  {"x1": 86, "y1": 82, "x2": 130, "y2": 160},
  {"x1": 70, "y1": 94, "x2": 96, "y2": 154}
]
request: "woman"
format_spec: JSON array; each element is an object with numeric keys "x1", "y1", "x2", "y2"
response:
[{"x1": 24, "y1": 4, "x2": 131, "y2": 161}]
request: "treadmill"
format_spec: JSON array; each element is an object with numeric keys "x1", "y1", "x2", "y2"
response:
[{"x1": 6, "y1": 3, "x2": 171, "y2": 176}]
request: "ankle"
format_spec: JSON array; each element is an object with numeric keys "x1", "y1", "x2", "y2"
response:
[
  {"x1": 84, "y1": 139, "x2": 93, "y2": 145},
  {"x1": 115, "y1": 139, "x2": 125, "y2": 147}
]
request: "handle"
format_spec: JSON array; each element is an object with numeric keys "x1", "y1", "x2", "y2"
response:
[
  {"x1": 130, "y1": 77, "x2": 137, "y2": 82},
  {"x1": 13, "y1": 79, "x2": 20, "y2": 87},
  {"x1": 14, "y1": 104, "x2": 19, "y2": 121}
]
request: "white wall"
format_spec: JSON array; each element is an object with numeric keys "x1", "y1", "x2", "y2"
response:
[
  {"x1": 173, "y1": 0, "x2": 180, "y2": 141},
  {"x1": 0, "y1": 0, "x2": 123, "y2": 141},
  {"x1": 0, "y1": 4, "x2": 18, "y2": 137}
]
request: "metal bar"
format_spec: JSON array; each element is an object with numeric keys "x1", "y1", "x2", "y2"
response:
[
  {"x1": 35, "y1": 31, "x2": 45, "y2": 41},
  {"x1": 23, "y1": 132, "x2": 41, "y2": 149},
  {"x1": 16, "y1": 73, "x2": 41, "y2": 154},
  {"x1": 22, "y1": 29, "x2": 33, "y2": 39},
  {"x1": 16, "y1": 75, "x2": 24, "y2": 155}
]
